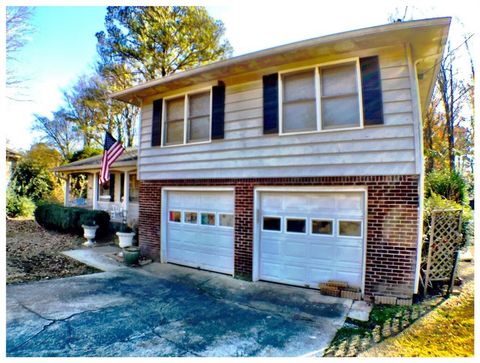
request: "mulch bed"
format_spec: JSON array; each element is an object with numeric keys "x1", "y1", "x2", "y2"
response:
[{"x1": 6, "y1": 218, "x2": 101, "y2": 284}]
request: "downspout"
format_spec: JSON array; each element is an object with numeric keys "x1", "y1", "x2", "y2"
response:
[
  {"x1": 406, "y1": 44, "x2": 438, "y2": 294},
  {"x1": 406, "y1": 44, "x2": 431, "y2": 294},
  {"x1": 413, "y1": 58, "x2": 425, "y2": 295}
]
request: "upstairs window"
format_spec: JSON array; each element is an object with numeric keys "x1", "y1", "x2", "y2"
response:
[
  {"x1": 280, "y1": 59, "x2": 362, "y2": 134},
  {"x1": 321, "y1": 62, "x2": 360, "y2": 129},
  {"x1": 165, "y1": 97, "x2": 185, "y2": 145},
  {"x1": 188, "y1": 91, "x2": 211, "y2": 142},
  {"x1": 163, "y1": 89, "x2": 211, "y2": 146},
  {"x1": 282, "y1": 70, "x2": 317, "y2": 133}
]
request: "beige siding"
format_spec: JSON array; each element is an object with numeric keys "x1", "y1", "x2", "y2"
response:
[{"x1": 138, "y1": 46, "x2": 418, "y2": 180}]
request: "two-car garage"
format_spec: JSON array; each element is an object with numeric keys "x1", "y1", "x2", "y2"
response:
[{"x1": 161, "y1": 187, "x2": 366, "y2": 292}]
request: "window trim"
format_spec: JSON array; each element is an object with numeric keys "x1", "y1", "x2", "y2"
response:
[
  {"x1": 261, "y1": 215, "x2": 283, "y2": 233},
  {"x1": 161, "y1": 87, "x2": 213, "y2": 148},
  {"x1": 337, "y1": 219, "x2": 363, "y2": 238},
  {"x1": 278, "y1": 57, "x2": 364, "y2": 136},
  {"x1": 284, "y1": 216, "x2": 307, "y2": 235},
  {"x1": 310, "y1": 218, "x2": 335, "y2": 237}
]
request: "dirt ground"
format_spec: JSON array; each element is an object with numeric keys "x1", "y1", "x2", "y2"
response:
[{"x1": 6, "y1": 218, "x2": 100, "y2": 284}]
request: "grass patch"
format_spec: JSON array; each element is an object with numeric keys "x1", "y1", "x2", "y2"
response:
[
  {"x1": 361, "y1": 282, "x2": 474, "y2": 357},
  {"x1": 324, "y1": 300, "x2": 443, "y2": 357}
]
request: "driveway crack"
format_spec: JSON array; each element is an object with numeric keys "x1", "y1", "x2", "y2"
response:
[
  {"x1": 136, "y1": 316, "x2": 201, "y2": 357},
  {"x1": 9, "y1": 299, "x2": 104, "y2": 354}
]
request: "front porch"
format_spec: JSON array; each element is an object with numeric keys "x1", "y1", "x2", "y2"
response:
[
  {"x1": 65, "y1": 170, "x2": 139, "y2": 224},
  {"x1": 53, "y1": 149, "x2": 139, "y2": 225}
]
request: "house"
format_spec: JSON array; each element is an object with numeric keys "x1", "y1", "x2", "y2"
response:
[
  {"x1": 52, "y1": 148, "x2": 139, "y2": 224},
  {"x1": 110, "y1": 18, "x2": 450, "y2": 301},
  {"x1": 6, "y1": 147, "x2": 21, "y2": 184}
]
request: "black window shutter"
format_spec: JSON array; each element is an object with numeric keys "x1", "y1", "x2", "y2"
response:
[
  {"x1": 151, "y1": 99, "x2": 163, "y2": 146},
  {"x1": 360, "y1": 56, "x2": 384, "y2": 125},
  {"x1": 263, "y1": 73, "x2": 279, "y2": 134},
  {"x1": 211, "y1": 81, "x2": 225, "y2": 139},
  {"x1": 109, "y1": 173, "x2": 115, "y2": 202}
]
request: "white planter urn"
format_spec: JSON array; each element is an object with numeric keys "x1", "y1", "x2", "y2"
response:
[
  {"x1": 116, "y1": 232, "x2": 136, "y2": 248},
  {"x1": 82, "y1": 225, "x2": 98, "y2": 247}
]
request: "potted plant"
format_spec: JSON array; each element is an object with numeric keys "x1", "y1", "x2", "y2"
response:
[
  {"x1": 81, "y1": 218, "x2": 98, "y2": 247},
  {"x1": 123, "y1": 245, "x2": 141, "y2": 266},
  {"x1": 116, "y1": 223, "x2": 136, "y2": 248}
]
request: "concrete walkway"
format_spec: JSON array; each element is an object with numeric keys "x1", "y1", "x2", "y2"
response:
[{"x1": 7, "y1": 246, "x2": 354, "y2": 357}]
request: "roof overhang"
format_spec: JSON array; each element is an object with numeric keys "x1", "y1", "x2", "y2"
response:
[
  {"x1": 52, "y1": 149, "x2": 138, "y2": 174},
  {"x1": 111, "y1": 17, "x2": 451, "y2": 118}
]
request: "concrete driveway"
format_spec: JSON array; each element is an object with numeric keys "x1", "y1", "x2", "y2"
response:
[{"x1": 7, "y1": 264, "x2": 352, "y2": 357}]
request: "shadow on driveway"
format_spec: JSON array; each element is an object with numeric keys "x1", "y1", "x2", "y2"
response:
[{"x1": 7, "y1": 266, "x2": 351, "y2": 357}]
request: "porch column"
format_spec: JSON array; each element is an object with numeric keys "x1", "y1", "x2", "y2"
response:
[
  {"x1": 93, "y1": 172, "x2": 99, "y2": 210},
  {"x1": 123, "y1": 170, "x2": 130, "y2": 220},
  {"x1": 64, "y1": 174, "x2": 70, "y2": 207}
]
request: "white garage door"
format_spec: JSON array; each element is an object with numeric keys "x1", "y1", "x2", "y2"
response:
[
  {"x1": 259, "y1": 191, "x2": 365, "y2": 289},
  {"x1": 165, "y1": 190, "x2": 234, "y2": 274}
]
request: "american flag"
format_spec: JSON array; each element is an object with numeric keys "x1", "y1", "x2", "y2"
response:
[{"x1": 99, "y1": 132, "x2": 125, "y2": 185}]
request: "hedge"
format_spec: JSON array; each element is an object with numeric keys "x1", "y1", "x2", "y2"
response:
[{"x1": 34, "y1": 203, "x2": 110, "y2": 237}]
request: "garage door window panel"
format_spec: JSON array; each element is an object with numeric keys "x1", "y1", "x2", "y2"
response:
[
  {"x1": 286, "y1": 218, "x2": 307, "y2": 234},
  {"x1": 339, "y1": 220, "x2": 362, "y2": 237},
  {"x1": 219, "y1": 213, "x2": 234, "y2": 228},
  {"x1": 311, "y1": 219, "x2": 334, "y2": 236},
  {"x1": 169, "y1": 211, "x2": 182, "y2": 223},
  {"x1": 262, "y1": 216, "x2": 282, "y2": 232},
  {"x1": 200, "y1": 212, "x2": 216, "y2": 226},
  {"x1": 184, "y1": 211, "x2": 198, "y2": 224}
]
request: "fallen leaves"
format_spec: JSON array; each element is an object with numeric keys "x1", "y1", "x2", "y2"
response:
[
  {"x1": 360, "y1": 281, "x2": 474, "y2": 357},
  {"x1": 6, "y1": 218, "x2": 100, "y2": 284}
]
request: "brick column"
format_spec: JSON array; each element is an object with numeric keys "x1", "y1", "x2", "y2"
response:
[
  {"x1": 138, "y1": 181, "x2": 162, "y2": 261},
  {"x1": 234, "y1": 182, "x2": 254, "y2": 279}
]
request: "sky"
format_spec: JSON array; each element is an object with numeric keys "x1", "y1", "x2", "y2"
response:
[{"x1": 4, "y1": 0, "x2": 477, "y2": 151}]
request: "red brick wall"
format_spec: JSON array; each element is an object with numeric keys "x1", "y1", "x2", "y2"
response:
[{"x1": 138, "y1": 175, "x2": 419, "y2": 299}]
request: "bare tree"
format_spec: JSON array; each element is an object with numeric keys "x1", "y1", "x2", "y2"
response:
[
  {"x1": 32, "y1": 109, "x2": 79, "y2": 160},
  {"x1": 436, "y1": 40, "x2": 474, "y2": 172},
  {"x1": 423, "y1": 93, "x2": 442, "y2": 173},
  {"x1": 6, "y1": 7, "x2": 34, "y2": 99}
]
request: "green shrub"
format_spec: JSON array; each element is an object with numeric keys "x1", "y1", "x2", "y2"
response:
[
  {"x1": 34, "y1": 203, "x2": 110, "y2": 237},
  {"x1": 424, "y1": 192, "x2": 473, "y2": 248},
  {"x1": 10, "y1": 159, "x2": 56, "y2": 201},
  {"x1": 425, "y1": 170, "x2": 468, "y2": 204},
  {"x1": 424, "y1": 193, "x2": 472, "y2": 222},
  {"x1": 6, "y1": 189, "x2": 36, "y2": 218}
]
